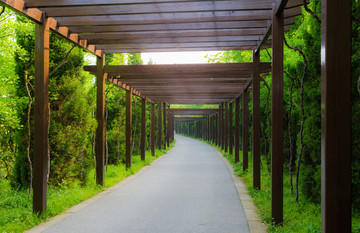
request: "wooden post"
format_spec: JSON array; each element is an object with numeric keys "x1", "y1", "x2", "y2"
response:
[
  {"x1": 229, "y1": 102, "x2": 233, "y2": 155},
  {"x1": 321, "y1": 0, "x2": 351, "y2": 232},
  {"x1": 158, "y1": 103, "x2": 162, "y2": 150},
  {"x1": 224, "y1": 102, "x2": 228, "y2": 152},
  {"x1": 151, "y1": 103, "x2": 155, "y2": 156},
  {"x1": 126, "y1": 89, "x2": 132, "y2": 169},
  {"x1": 167, "y1": 105, "x2": 170, "y2": 147},
  {"x1": 163, "y1": 103, "x2": 167, "y2": 150},
  {"x1": 140, "y1": 98, "x2": 146, "y2": 160},
  {"x1": 95, "y1": 55, "x2": 106, "y2": 186},
  {"x1": 235, "y1": 97, "x2": 240, "y2": 163},
  {"x1": 253, "y1": 50, "x2": 261, "y2": 190},
  {"x1": 220, "y1": 103, "x2": 224, "y2": 150},
  {"x1": 242, "y1": 89, "x2": 249, "y2": 171},
  {"x1": 216, "y1": 114, "x2": 219, "y2": 146},
  {"x1": 271, "y1": 3, "x2": 284, "y2": 224},
  {"x1": 33, "y1": 19, "x2": 50, "y2": 214}
]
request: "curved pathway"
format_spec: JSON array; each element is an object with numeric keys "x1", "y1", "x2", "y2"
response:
[{"x1": 42, "y1": 135, "x2": 250, "y2": 233}]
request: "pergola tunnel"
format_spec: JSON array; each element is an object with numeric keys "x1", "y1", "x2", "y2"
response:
[{"x1": 0, "y1": 0, "x2": 352, "y2": 232}]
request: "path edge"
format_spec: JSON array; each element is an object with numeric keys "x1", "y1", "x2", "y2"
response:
[
  {"x1": 25, "y1": 147, "x2": 175, "y2": 233},
  {"x1": 213, "y1": 147, "x2": 268, "y2": 233}
]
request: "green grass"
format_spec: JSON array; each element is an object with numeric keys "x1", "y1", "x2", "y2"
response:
[
  {"x1": 0, "y1": 141, "x2": 175, "y2": 233},
  {"x1": 184, "y1": 135, "x2": 360, "y2": 232}
]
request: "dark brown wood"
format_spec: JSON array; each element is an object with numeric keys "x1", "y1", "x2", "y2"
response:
[
  {"x1": 126, "y1": 89, "x2": 132, "y2": 169},
  {"x1": 140, "y1": 98, "x2": 146, "y2": 160},
  {"x1": 242, "y1": 89, "x2": 249, "y2": 171},
  {"x1": 84, "y1": 63, "x2": 271, "y2": 74},
  {"x1": 95, "y1": 55, "x2": 106, "y2": 186},
  {"x1": 151, "y1": 103, "x2": 155, "y2": 156},
  {"x1": 271, "y1": 3, "x2": 284, "y2": 224},
  {"x1": 33, "y1": 19, "x2": 50, "y2": 214},
  {"x1": 88, "y1": 35, "x2": 262, "y2": 45},
  {"x1": 163, "y1": 103, "x2": 167, "y2": 150},
  {"x1": 167, "y1": 105, "x2": 170, "y2": 147},
  {"x1": 158, "y1": 103, "x2": 162, "y2": 150},
  {"x1": 253, "y1": 50, "x2": 261, "y2": 190},
  {"x1": 170, "y1": 109, "x2": 218, "y2": 115},
  {"x1": 224, "y1": 102, "x2": 228, "y2": 153},
  {"x1": 235, "y1": 97, "x2": 240, "y2": 163},
  {"x1": 229, "y1": 102, "x2": 233, "y2": 155},
  {"x1": 321, "y1": 0, "x2": 351, "y2": 232},
  {"x1": 219, "y1": 103, "x2": 224, "y2": 150}
]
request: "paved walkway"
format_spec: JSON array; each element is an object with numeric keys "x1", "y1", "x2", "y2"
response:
[{"x1": 42, "y1": 135, "x2": 250, "y2": 233}]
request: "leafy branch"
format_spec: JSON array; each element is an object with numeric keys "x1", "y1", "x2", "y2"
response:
[
  {"x1": 303, "y1": 0, "x2": 321, "y2": 24},
  {"x1": 0, "y1": 6, "x2": 5, "y2": 17},
  {"x1": 284, "y1": 36, "x2": 308, "y2": 203}
]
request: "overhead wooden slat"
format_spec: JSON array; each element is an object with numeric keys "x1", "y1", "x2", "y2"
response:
[
  {"x1": 68, "y1": 21, "x2": 268, "y2": 33},
  {"x1": 95, "y1": 41, "x2": 258, "y2": 50},
  {"x1": 148, "y1": 92, "x2": 239, "y2": 96},
  {"x1": 170, "y1": 109, "x2": 218, "y2": 115},
  {"x1": 44, "y1": 9, "x2": 272, "y2": 20},
  {"x1": 26, "y1": 0, "x2": 263, "y2": 7},
  {"x1": 84, "y1": 63, "x2": 271, "y2": 74},
  {"x1": 26, "y1": 0, "x2": 303, "y2": 9},
  {"x1": 88, "y1": 35, "x2": 262, "y2": 45},
  {"x1": 116, "y1": 78, "x2": 250, "y2": 84},
  {"x1": 78, "y1": 29, "x2": 266, "y2": 40},
  {"x1": 102, "y1": 47, "x2": 255, "y2": 53}
]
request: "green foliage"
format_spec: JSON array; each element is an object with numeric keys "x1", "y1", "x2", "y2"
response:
[
  {"x1": 0, "y1": 9, "x2": 25, "y2": 180},
  {"x1": 10, "y1": 14, "x2": 97, "y2": 188}
]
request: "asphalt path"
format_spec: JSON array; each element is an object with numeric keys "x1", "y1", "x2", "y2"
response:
[{"x1": 44, "y1": 135, "x2": 250, "y2": 233}]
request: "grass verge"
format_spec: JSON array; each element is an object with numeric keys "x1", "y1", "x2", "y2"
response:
[
  {"x1": 0, "y1": 141, "x2": 175, "y2": 233},
  {"x1": 183, "y1": 135, "x2": 360, "y2": 232}
]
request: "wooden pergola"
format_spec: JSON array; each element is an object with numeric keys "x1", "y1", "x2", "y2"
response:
[{"x1": 0, "y1": 0, "x2": 351, "y2": 232}]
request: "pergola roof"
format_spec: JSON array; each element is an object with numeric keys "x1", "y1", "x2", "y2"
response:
[
  {"x1": 84, "y1": 62, "x2": 271, "y2": 104},
  {"x1": 2, "y1": 0, "x2": 306, "y2": 55}
]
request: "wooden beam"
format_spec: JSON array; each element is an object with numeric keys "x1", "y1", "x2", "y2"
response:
[
  {"x1": 78, "y1": 29, "x2": 265, "y2": 40},
  {"x1": 84, "y1": 63, "x2": 271, "y2": 76},
  {"x1": 271, "y1": 3, "x2": 284, "y2": 224},
  {"x1": 235, "y1": 97, "x2": 240, "y2": 163},
  {"x1": 253, "y1": 50, "x2": 261, "y2": 190},
  {"x1": 33, "y1": 18, "x2": 50, "y2": 215},
  {"x1": 170, "y1": 109, "x2": 218, "y2": 115},
  {"x1": 151, "y1": 103, "x2": 155, "y2": 156},
  {"x1": 321, "y1": 0, "x2": 351, "y2": 232},
  {"x1": 141, "y1": 98, "x2": 146, "y2": 160},
  {"x1": 126, "y1": 89, "x2": 132, "y2": 169},
  {"x1": 242, "y1": 89, "x2": 249, "y2": 172}
]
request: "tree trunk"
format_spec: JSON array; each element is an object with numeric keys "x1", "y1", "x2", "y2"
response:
[{"x1": 25, "y1": 71, "x2": 33, "y2": 199}]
